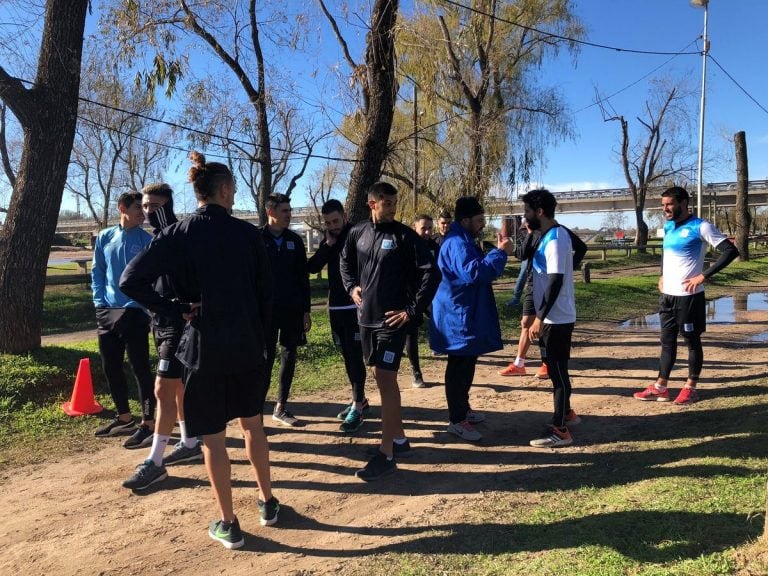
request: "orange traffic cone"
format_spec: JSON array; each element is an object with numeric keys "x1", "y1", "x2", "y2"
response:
[{"x1": 62, "y1": 358, "x2": 103, "y2": 416}]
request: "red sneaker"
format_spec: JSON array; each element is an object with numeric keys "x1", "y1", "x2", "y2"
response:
[
  {"x1": 535, "y1": 364, "x2": 549, "y2": 379},
  {"x1": 633, "y1": 384, "x2": 670, "y2": 402},
  {"x1": 673, "y1": 387, "x2": 699, "y2": 405},
  {"x1": 499, "y1": 363, "x2": 526, "y2": 376}
]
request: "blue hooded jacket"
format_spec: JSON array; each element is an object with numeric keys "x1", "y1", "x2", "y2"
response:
[{"x1": 429, "y1": 222, "x2": 507, "y2": 355}]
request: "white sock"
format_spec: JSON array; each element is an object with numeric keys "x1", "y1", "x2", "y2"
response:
[
  {"x1": 513, "y1": 357, "x2": 525, "y2": 368},
  {"x1": 353, "y1": 401, "x2": 365, "y2": 412},
  {"x1": 654, "y1": 383, "x2": 667, "y2": 391},
  {"x1": 178, "y1": 421, "x2": 198, "y2": 448},
  {"x1": 148, "y1": 434, "x2": 170, "y2": 466}
]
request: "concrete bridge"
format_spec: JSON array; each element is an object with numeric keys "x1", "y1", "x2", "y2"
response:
[
  {"x1": 54, "y1": 179, "x2": 768, "y2": 236},
  {"x1": 486, "y1": 179, "x2": 768, "y2": 215}
]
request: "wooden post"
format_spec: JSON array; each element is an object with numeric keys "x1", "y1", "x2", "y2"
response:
[
  {"x1": 734, "y1": 131, "x2": 751, "y2": 261},
  {"x1": 582, "y1": 262, "x2": 591, "y2": 283}
]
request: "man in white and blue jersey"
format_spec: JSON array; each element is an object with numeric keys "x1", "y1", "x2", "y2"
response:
[
  {"x1": 634, "y1": 186, "x2": 738, "y2": 405},
  {"x1": 522, "y1": 189, "x2": 579, "y2": 448}
]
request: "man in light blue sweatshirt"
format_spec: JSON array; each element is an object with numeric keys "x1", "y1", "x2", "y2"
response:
[{"x1": 92, "y1": 191, "x2": 155, "y2": 449}]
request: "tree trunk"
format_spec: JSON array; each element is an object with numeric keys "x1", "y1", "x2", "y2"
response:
[
  {"x1": 634, "y1": 208, "x2": 649, "y2": 249},
  {"x1": 345, "y1": 0, "x2": 399, "y2": 223},
  {"x1": 734, "y1": 131, "x2": 750, "y2": 261},
  {"x1": 0, "y1": 0, "x2": 88, "y2": 353}
]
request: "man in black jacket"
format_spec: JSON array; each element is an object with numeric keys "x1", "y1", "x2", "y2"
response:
[
  {"x1": 122, "y1": 183, "x2": 202, "y2": 491},
  {"x1": 341, "y1": 182, "x2": 440, "y2": 481},
  {"x1": 261, "y1": 193, "x2": 312, "y2": 426},
  {"x1": 120, "y1": 154, "x2": 279, "y2": 549},
  {"x1": 307, "y1": 199, "x2": 369, "y2": 433}
]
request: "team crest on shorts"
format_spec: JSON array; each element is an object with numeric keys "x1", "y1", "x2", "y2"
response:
[{"x1": 383, "y1": 350, "x2": 395, "y2": 364}]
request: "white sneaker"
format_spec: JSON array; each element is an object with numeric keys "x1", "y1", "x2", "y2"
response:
[
  {"x1": 466, "y1": 409, "x2": 485, "y2": 424},
  {"x1": 447, "y1": 420, "x2": 482, "y2": 442}
]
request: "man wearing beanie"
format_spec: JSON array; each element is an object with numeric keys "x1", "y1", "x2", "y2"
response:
[{"x1": 429, "y1": 196, "x2": 515, "y2": 442}]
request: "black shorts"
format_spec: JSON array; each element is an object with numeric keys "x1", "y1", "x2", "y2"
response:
[
  {"x1": 152, "y1": 325, "x2": 183, "y2": 379},
  {"x1": 659, "y1": 292, "x2": 706, "y2": 336},
  {"x1": 360, "y1": 325, "x2": 408, "y2": 371},
  {"x1": 522, "y1": 289, "x2": 536, "y2": 317},
  {"x1": 182, "y1": 365, "x2": 268, "y2": 437},
  {"x1": 539, "y1": 322, "x2": 574, "y2": 364}
]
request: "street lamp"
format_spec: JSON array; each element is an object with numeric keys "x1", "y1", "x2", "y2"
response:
[{"x1": 691, "y1": 0, "x2": 709, "y2": 218}]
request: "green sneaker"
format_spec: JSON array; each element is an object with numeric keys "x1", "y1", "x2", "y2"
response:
[
  {"x1": 337, "y1": 398, "x2": 370, "y2": 420},
  {"x1": 339, "y1": 408, "x2": 364, "y2": 433},
  {"x1": 258, "y1": 496, "x2": 280, "y2": 526},
  {"x1": 208, "y1": 518, "x2": 244, "y2": 549}
]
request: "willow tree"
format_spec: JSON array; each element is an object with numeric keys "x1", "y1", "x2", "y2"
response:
[
  {"x1": 396, "y1": 0, "x2": 583, "y2": 200},
  {"x1": 0, "y1": 0, "x2": 89, "y2": 353}
]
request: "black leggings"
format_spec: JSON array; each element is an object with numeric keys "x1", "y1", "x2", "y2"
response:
[
  {"x1": 330, "y1": 309, "x2": 367, "y2": 402},
  {"x1": 444, "y1": 354, "x2": 478, "y2": 424},
  {"x1": 97, "y1": 308, "x2": 155, "y2": 420},
  {"x1": 539, "y1": 323, "x2": 574, "y2": 428},
  {"x1": 658, "y1": 293, "x2": 705, "y2": 381},
  {"x1": 405, "y1": 325, "x2": 422, "y2": 377}
]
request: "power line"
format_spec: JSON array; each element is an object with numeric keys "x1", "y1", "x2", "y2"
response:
[
  {"x1": 708, "y1": 54, "x2": 768, "y2": 117},
  {"x1": 436, "y1": 0, "x2": 701, "y2": 56},
  {"x1": 576, "y1": 39, "x2": 698, "y2": 114}
]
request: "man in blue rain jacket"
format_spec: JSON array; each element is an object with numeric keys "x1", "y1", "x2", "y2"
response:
[{"x1": 429, "y1": 196, "x2": 515, "y2": 442}]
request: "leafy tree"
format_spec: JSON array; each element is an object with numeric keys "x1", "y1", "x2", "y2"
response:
[
  {"x1": 0, "y1": 0, "x2": 89, "y2": 353},
  {"x1": 395, "y1": 0, "x2": 583, "y2": 203}
]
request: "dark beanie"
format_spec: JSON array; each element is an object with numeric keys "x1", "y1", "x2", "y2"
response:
[{"x1": 454, "y1": 196, "x2": 484, "y2": 221}]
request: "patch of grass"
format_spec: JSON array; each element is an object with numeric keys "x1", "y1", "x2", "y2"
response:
[{"x1": 42, "y1": 284, "x2": 94, "y2": 335}]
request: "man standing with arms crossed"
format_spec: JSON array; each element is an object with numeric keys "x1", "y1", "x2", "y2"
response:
[
  {"x1": 307, "y1": 199, "x2": 370, "y2": 433},
  {"x1": 122, "y1": 183, "x2": 203, "y2": 490},
  {"x1": 262, "y1": 193, "x2": 312, "y2": 426},
  {"x1": 121, "y1": 152, "x2": 279, "y2": 549},
  {"x1": 92, "y1": 191, "x2": 155, "y2": 449},
  {"x1": 341, "y1": 182, "x2": 440, "y2": 480},
  {"x1": 633, "y1": 186, "x2": 737, "y2": 405},
  {"x1": 522, "y1": 189, "x2": 579, "y2": 448}
]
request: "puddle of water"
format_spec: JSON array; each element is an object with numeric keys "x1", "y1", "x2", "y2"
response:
[
  {"x1": 620, "y1": 292, "x2": 768, "y2": 329},
  {"x1": 751, "y1": 332, "x2": 768, "y2": 342}
]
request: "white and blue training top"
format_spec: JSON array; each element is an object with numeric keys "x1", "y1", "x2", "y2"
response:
[
  {"x1": 532, "y1": 225, "x2": 576, "y2": 324},
  {"x1": 662, "y1": 216, "x2": 727, "y2": 297}
]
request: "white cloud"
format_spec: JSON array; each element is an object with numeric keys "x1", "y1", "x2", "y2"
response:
[{"x1": 537, "y1": 181, "x2": 620, "y2": 193}]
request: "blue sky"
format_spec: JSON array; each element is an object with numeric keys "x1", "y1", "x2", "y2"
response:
[
  {"x1": 3, "y1": 0, "x2": 766, "y2": 231},
  {"x1": 539, "y1": 0, "x2": 768, "y2": 192}
]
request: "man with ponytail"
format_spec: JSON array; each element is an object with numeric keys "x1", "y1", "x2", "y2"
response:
[{"x1": 121, "y1": 152, "x2": 279, "y2": 549}]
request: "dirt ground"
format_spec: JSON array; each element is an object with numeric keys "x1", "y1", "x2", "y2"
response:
[{"x1": 3, "y1": 310, "x2": 767, "y2": 575}]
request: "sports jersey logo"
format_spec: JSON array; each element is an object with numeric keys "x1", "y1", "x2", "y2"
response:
[
  {"x1": 680, "y1": 229, "x2": 690, "y2": 238},
  {"x1": 287, "y1": 241, "x2": 295, "y2": 250},
  {"x1": 382, "y1": 350, "x2": 395, "y2": 364},
  {"x1": 381, "y1": 239, "x2": 394, "y2": 250}
]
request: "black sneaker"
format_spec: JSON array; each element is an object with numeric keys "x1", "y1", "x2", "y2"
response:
[
  {"x1": 162, "y1": 441, "x2": 204, "y2": 466},
  {"x1": 337, "y1": 398, "x2": 370, "y2": 420},
  {"x1": 208, "y1": 517, "x2": 244, "y2": 549},
  {"x1": 365, "y1": 439, "x2": 412, "y2": 459},
  {"x1": 123, "y1": 425, "x2": 153, "y2": 449},
  {"x1": 122, "y1": 459, "x2": 168, "y2": 490},
  {"x1": 258, "y1": 496, "x2": 280, "y2": 526},
  {"x1": 355, "y1": 451, "x2": 396, "y2": 481},
  {"x1": 412, "y1": 373, "x2": 426, "y2": 388},
  {"x1": 94, "y1": 417, "x2": 136, "y2": 437}
]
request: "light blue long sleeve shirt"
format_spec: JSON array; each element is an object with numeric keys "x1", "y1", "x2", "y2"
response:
[{"x1": 92, "y1": 225, "x2": 152, "y2": 308}]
